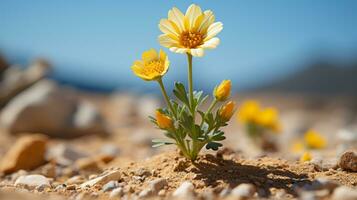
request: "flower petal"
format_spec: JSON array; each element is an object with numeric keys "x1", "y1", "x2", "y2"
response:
[
  {"x1": 190, "y1": 48, "x2": 204, "y2": 57},
  {"x1": 205, "y1": 22, "x2": 223, "y2": 41},
  {"x1": 169, "y1": 47, "x2": 188, "y2": 54},
  {"x1": 197, "y1": 10, "x2": 215, "y2": 33},
  {"x1": 185, "y1": 4, "x2": 202, "y2": 30},
  {"x1": 158, "y1": 34, "x2": 179, "y2": 48},
  {"x1": 142, "y1": 49, "x2": 158, "y2": 63},
  {"x1": 168, "y1": 7, "x2": 185, "y2": 32},
  {"x1": 158, "y1": 19, "x2": 180, "y2": 39},
  {"x1": 200, "y1": 37, "x2": 220, "y2": 49}
]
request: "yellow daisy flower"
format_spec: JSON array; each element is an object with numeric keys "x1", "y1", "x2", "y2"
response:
[
  {"x1": 256, "y1": 107, "x2": 281, "y2": 133},
  {"x1": 237, "y1": 100, "x2": 261, "y2": 123},
  {"x1": 304, "y1": 129, "x2": 327, "y2": 149},
  {"x1": 158, "y1": 4, "x2": 223, "y2": 57},
  {"x1": 131, "y1": 49, "x2": 170, "y2": 81}
]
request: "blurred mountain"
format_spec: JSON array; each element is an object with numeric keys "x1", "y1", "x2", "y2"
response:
[{"x1": 255, "y1": 58, "x2": 357, "y2": 95}]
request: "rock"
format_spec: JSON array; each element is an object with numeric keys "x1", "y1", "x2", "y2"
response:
[
  {"x1": 109, "y1": 187, "x2": 123, "y2": 199},
  {"x1": 74, "y1": 157, "x2": 104, "y2": 173},
  {"x1": 332, "y1": 186, "x2": 357, "y2": 200},
  {"x1": 80, "y1": 170, "x2": 120, "y2": 188},
  {"x1": 149, "y1": 178, "x2": 167, "y2": 193},
  {"x1": 0, "y1": 135, "x2": 47, "y2": 174},
  {"x1": 0, "y1": 59, "x2": 51, "y2": 107},
  {"x1": 46, "y1": 144, "x2": 89, "y2": 166},
  {"x1": 102, "y1": 181, "x2": 119, "y2": 192},
  {"x1": 66, "y1": 176, "x2": 85, "y2": 185},
  {"x1": 172, "y1": 181, "x2": 195, "y2": 197},
  {"x1": 339, "y1": 151, "x2": 357, "y2": 172},
  {"x1": 99, "y1": 144, "x2": 120, "y2": 157},
  {"x1": 0, "y1": 80, "x2": 108, "y2": 138},
  {"x1": 311, "y1": 157, "x2": 338, "y2": 171},
  {"x1": 231, "y1": 183, "x2": 256, "y2": 198},
  {"x1": 14, "y1": 174, "x2": 50, "y2": 190}
]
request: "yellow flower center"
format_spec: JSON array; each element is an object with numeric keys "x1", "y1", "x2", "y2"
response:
[
  {"x1": 142, "y1": 60, "x2": 164, "y2": 76},
  {"x1": 180, "y1": 31, "x2": 204, "y2": 48}
]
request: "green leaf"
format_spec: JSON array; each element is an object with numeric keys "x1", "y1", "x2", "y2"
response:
[
  {"x1": 211, "y1": 131, "x2": 226, "y2": 141},
  {"x1": 152, "y1": 139, "x2": 174, "y2": 147},
  {"x1": 205, "y1": 142, "x2": 223, "y2": 151},
  {"x1": 173, "y1": 82, "x2": 190, "y2": 107}
]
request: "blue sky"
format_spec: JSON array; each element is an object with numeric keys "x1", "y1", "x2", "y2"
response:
[{"x1": 0, "y1": 0, "x2": 357, "y2": 91}]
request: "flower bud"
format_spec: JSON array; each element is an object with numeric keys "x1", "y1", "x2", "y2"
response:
[
  {"x1": 214, "y1": 80, "x2": 231, "y2": 101},
  {"x1": 300, "y1": 152, "x2": 312, "y2": 162},
  {"x1": 304, "y1": 130, "x2": 326, "y2": 149},
  {"x1": 219, "y1": 101, "x2": 236, "y2": 121},
  {"x1": 156, "y1": 110, "x2": 173, "y2": 129}
]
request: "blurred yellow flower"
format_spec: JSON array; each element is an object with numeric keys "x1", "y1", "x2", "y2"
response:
[
  {"x1": 131, "y1": 49, "x2": 170, "y2": 81},
  {"x1": 300, "y1": 152, "x2": 312, "y2": 162},
  {"x1": 214, "y1": 80, "x2": 231, "y2": 101},
  {"x1": 158, "y1": 4, "x2": 223, "y2": 57},
  {"x1": 256, "y1": 107, "x2": 281, "y2": 133},
  {"x1": 156, "y1": 110, "x2": 173, "y2": 129},
  {"x1": 237, "y1": 100, "x2": 261, "y2": 123},
  {"x1": 304, "y1": 129, "x2": 326, "y2": 149},
  {"x1": 219, "y1": 101, "x2": 236, "y2": 121}
]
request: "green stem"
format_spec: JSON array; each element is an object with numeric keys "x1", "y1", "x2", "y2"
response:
[
  {"x1": 200, "y1": 99, "x2": 218, "y2": 126},
  {"x1": 187, "y1": 53, "x2": 194, "y2": 114},
  {"x1": 157, "y1": 78, "x2": 174, "y2": 114}
]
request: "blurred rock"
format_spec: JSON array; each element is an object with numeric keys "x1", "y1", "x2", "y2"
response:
[
  {"x1": 46, "y1": 144, "x2": 88, "y2": 166},
  {"x1": 172, "y1": 181, "x2": 195, "y2": 197},
  {"x1": 102, "y1": 181, "x2": 119, "y2": 192},
  {"x1": 337, "y1": 129, "x2": 357, "y2": 154},
  {"x1": 332, "y1": 186, "x2": 357, "y2": 200},
  {"x1": 338, "y1": 151, "x2": 357, "y2": 172},
  {"x1": 14, "y1": 174, "x2": 51, "y2": 190},
  {"x1": 230, "y1": 183, "x2": 256, "y2": 198},
  {"x1": 0, "y1": 134, "x2": 47, "y2": 174},
  {"x1": 0, "y1": 59, "x2": 51, "y2": 107},
  {"x1": 109, "y1": 187, "x2": 123, "y2": 198},
  {"x1": 0, "y1": 80, "x2": 108, "y2": 138}
]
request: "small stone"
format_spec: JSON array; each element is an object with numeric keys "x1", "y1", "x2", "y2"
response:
[
  {"x1": 99, "y1": 144, "x2": 120, "y2": 157},
  {"x1": 219, "y1": 188, "x2": 231, "y2": 197},
  {"x1": 66, "y1": 175, "x2": 85, "y2": 185},
  {"x1": 80, "y1": 170, "x2": 120, "y2": 188},
  {"x1": 66, "y1": 184, "x2": 76, "y2": 190},
  {"x1": 0, "y1": 135, "x2": 47, "y2": 174},
  {"x1": 75, "y1": 157, "x2": 104, "y2": 172},
  {"x1": 14, "y1": 174, "x2": 50, "y2": 190},
  {"x1": 339, "y1": 151, "x2": 357, "y2": 172},
  {"x1": 332, "y1": 186, "x2": 357, "y2": 200},
  {"x1": 158, "y1": 189, "x2": 166, "y2": 196},
  {"x1": 149, "y1": 178, "x2": 167, "y2": 193},
  {"x1": 231, "y1": 183, "x2": 256, "y2": 198},
  {"x1": 102, "y1": 181, "x2": 119, "y2": 192},
  {"x1": 173, "y1": 181, "x2": 195, "y2": 197},
  {"x1": 139, "y1": 188, "x2": 153, "y2": 198},
  {"x1": 109, "y1": 187, "x2": 123, "y2": 199},
  {"x1": 46, "y1": 144, "x2": 88, "y2": 166}
]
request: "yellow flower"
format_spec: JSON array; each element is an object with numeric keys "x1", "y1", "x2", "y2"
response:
[
  {"x1": 219, "y1": 101, "x2": 236, "y2": 121},
  {"x1": 304, "y1": 129, "x2": 326, "y2": 149},
  {"x1": 158, "y1": 4, "x2": 223, "y2": 57},
  {"x1": 300, "y1": 152, "x2": 312, "y2": 162},
  {"x1": 256, "y1": 107, "x2": 281, "y2": 133},
  {"x1": 156, "y1": 110, "x2": 173, "y2": 129},
  {"x1": 237, "y1": 100, "x2": 261, "y2": 123},
  {"x1": 131, "y1": 49, "x2": 170, "y2": 81},
  {"x1": 214, "y1": 80, "x2": 231, "y2": 101}
]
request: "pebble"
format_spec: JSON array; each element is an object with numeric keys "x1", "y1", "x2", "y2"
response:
[
  {"x1": 339, "y1": 151, "x2": 357, "y2": 172},
  {"x1": 14, "y1": 174, "x2": 51, "y2": 190},
  {"x1": 80, "y1": 170, "x2": 120, "y2": 188},
  {"x1": 231, "y1": 183, "x2": 256, "y2": 198},
  {"x1": 331, "y1": 186, "x2": 357, "y2": 200},
  {"x1": 102, "y1": 181, "x2": 119, "y2": 192},
  {"x1": 0, "y1": 135, "x2": 47, "y2": 174},
  {"x1": 46, "y1": 144, "x2": 88, "y2": 166},
  {"x1": 172, "y1": 181, "x2": 195, "y2": 197},
  {"x1": 149, "y1": 178, "x2": 167, "y2": 193},
  {"x1": 66, "y1": 175, "x2": 85, "y2": 185},
  {"x1": 100, "y1": 144, "x2": 120, "y2": 157},
  {"x1": 109, "y1": 187, "x2": 124, "y2": 199}
]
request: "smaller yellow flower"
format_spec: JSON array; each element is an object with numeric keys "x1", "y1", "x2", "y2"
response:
[
  {"x1": 219, "y1": 101, "x2": 236, "y2": 121},
  {"x1": 156, "y1": 111, "x2": 174, "y2": 129},
  {"x1": 256, "y1": 107, "x2": 281, "y2": 133},
  {"x1": 214, "y1": 80, "x2": 231, "y2": 101},
  {"x1": 300, "y1": 152, "x2": 312, "y2": 162},
  {"x1": 237, "y1": 100, "x2": 260, "y2": 123},
  {"x1": 304, "y1": 129, "x2": 326, "y2": 149},
  {"x1": 131, "y1": 49, "x2": 170, "y2": 81}
]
